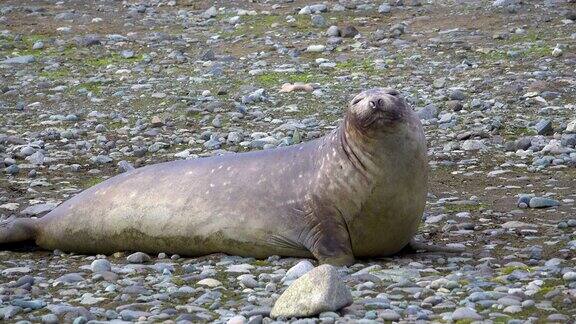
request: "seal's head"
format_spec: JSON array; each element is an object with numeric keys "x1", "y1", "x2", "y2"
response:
[{"x1": 347, "y1": 88, "x2": 410, "y2": 135}]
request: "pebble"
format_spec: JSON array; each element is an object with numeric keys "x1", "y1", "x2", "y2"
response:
[
  {"x1": 11, "y1": 299, "x2": 46, "y2": 310},
  {"x1": 282, "y1": 260, "x2": 315, "y2": 285},
  {"x1": 227, "y1": 315, "x2": 247, "y2": 324},
  {"x1": 32, "y1": 41, "x2": 44, "y2": 50},
  {"x1": 379, "y1": 309, "x2": 401, "y2": 321},
  {"x1": 41, "y1": 314, "x2": 58, "y2": 324},
  {"x1": 378, "y1": 4, "x2": 392, "y2": 13},
  {"x1": 197, "y1": 278, "x2": 223, "y2": 287},
  {"x1": 535, "y1": 119, "x2": 553, "y2": 135},
  {"x1": 90, "y1": 259, "x2": 112, "y2": 273},
  {"x1": 528, "y1": 197, "x2": 560, "y2": 208},
  {"x1": 306, "y1": 45, "x2": 326, "y2": 52},
  {"x1": 451, "y1": 307, "x2": 482, "y2": 320},
  {"x1": 1, "y1": 55, "x2": 36, "y2": 64},
  {"x1": 0, "y1": 1, "x2": 574, "y2": 322},
  {"x1": 562, "y1": 271, "x2": 576, "y2": 281},
  {"x1": 326, "y1": 26, "x2": 340, "y2": 37},
  {"x1": 126, "y1": 252, "x2": 151, "y2": 264},
  {"x1": 341, "y1": 25, "x2": 359, "y2": 38}
]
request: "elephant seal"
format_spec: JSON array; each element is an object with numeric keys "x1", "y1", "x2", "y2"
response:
[{"x1": 1, "y1": 88, "x2": 440, "y2": 265}]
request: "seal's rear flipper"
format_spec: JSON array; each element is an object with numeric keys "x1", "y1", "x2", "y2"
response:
[
  {"x1": 406, "y1": 239, "x2": 465, "y2": 254},
  {"x1": 0, "y1": 218, "x2": 37, "y2": 246}
]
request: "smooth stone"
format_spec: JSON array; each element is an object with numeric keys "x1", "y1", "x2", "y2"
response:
[
  {"x1": 535, "y1": 119, "x2": 553, "y2": 135},
  {"x1": 126, "y1": 252, "x2": 151, "y2": 263},
  {"x1": 197, "y1": 278, "x2": 222, "y2": 287},
  {"x1": 528, "y1": 197, "x2": 560, "y2": 208},
  {"x1": 227, "y1": 315, "x2": 247, "y2": 324},
  {"x1": 282, "y1": 260, "x2": 315, "y2": 285},
  {"x1": 20, "y1": 203, "x2": 58, "y2": 216},
  {"x1": 2, "y1": 267, "x2": 32, "y2": 275},
  {"x1": 78, "y1": 293, "x2": 106, "y2": 305},
  {"x1": 11, "y1": 299, "x2": 46, "y2": 310},
  {"x1": 547, "y1": 314, "x2": 569, "y2": 322},
  {"x1": 238, "y1": 274, "x2": 258, "y2": 288},
  {"x1": 1, "y1": 55, "x2": 36, "y2": 64},
  {"x1": 90, "y1": 259, "x2": 112, "y2": 273},
  {"x1": 0, "y1": 306, "x2": 22, "y2": 320},
  {"x1": 378, "y1": 4, "x2": 392, "y2": 13},
  {"x1": 326, "y1": 25, "x2": 340, "y2": 37},
  {"x1": 120, "y1": 309, "x2": 151, "y2": 321},
  {"x1": 271, "y1": 265, "x2": 352, "y2": 318},
  {"x1": 32, "y1": 41, "x2": 44, "y2": 50},
  {"x1": 451, "y1": 307, "x2": 482, "y2": 321},
  {"x1": 117, "y1": 160, "x2": 135, "y2": 173},
  {"x1": 503, "y1": 305, "x2": 522, "y2": 314},
  {"x1": 311, "y1": 15, "x2": 326, "y2": 27},
  {"x1": 226, "y1": 263, "x2": 254, "y2": 273},
  {"x1": 462, "y1": 140, "x2": 487, "y2": 151},
  {"x1": 562, "y1": 271, "x2": 576, "y2": 281},
  {"x1": 416, "y1": 104, "x2": 439, "y2": 120},
  {"x1": 306, "y1": 45, "x2": 326, "y2": 52},
  {"x1": 54, "y1": 273, "x2": 84, "y2": 284},
  {"x1": 41, "y1": 314, "x2": 59, "y2": 324},
  {"x1": 341, "y1": 25, "x2": 359, "y2": 38},
  {"x1": 379, "y1": 309, "x2": 401, "y2": 321}
]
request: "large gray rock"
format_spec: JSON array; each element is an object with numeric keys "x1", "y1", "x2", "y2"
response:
[{"x1": 271, "y1": 265, "x2": 352, "y2": 319}]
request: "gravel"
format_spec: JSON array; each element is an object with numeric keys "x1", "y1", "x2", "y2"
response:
[{"x1": 0, "y1": 0, "x2": 575, "y2": 322}]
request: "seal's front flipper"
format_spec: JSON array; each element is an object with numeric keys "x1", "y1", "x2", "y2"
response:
[
  {"x1": 303, "y1": 216, "x2": 355, "y2": 266},
  {"x1": 317, "y1": 254, "x2": 355, "y2": 266},
  {"x1": 0, "y1": 218, "x2": 37, "y2": 245},
  {"x1": 407, "y1": 239, "x2": 465, "y2": 254}
]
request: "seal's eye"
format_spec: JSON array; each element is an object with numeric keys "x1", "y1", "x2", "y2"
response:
[{"x1": 352, "y1": 97, "x2": 363, "y2": 105}]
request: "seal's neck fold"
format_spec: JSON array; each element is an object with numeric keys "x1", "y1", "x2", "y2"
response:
[{"x1": 338, "y1": 119, "x2": 382, "y2": 177}]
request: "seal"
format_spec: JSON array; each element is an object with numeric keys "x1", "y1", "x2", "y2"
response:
[{"x1": 1, "y1": 88, "x2": 453, "y2": 265}]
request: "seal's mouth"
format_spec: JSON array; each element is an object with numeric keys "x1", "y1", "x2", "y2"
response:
[
  {"x1": 358, "y1": 109, "x2": 402, "y2": 129},
  {"x1": 347, "y1": 88, "x2": 408, "y2": 134},
  {"x1": 352, "y1": 98, "x2": 404, "y2": 129}
]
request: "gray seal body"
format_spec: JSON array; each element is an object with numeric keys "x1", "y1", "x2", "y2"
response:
[{"x1": 1, "y1": 88, "x2": 427, "y2": 265}]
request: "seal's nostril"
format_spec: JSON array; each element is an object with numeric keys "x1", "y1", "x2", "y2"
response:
[
  {"x1": 377, "y1": 98, "x2": 384, "y2": 108},
  {"x1": 369, "y1": 100, "x2": 376, "y2": 109}
]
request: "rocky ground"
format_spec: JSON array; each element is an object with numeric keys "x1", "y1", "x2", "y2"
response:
[{"x1": 1, "y1": 0, "x2": 576, "y2": 323}]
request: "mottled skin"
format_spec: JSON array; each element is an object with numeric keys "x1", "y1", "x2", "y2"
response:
[{"x1": 0, "y1": 88, "x2": 428, "y2": 265}]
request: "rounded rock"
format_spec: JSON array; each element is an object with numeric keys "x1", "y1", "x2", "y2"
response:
[
  {"x1": 227, "y1": 315, "x2": 247, "y2": 324},
  {"x1": 41, "y1": 314, "x2": 59, "y2": 324},
  {"x1": 90, "y1": 259, "x2": 112, "y2": 273},
  {"x1": 126, "y1": 252, "x2": 151, "y2": 264},
  {"x1": 451, "y1": 307, "x2": 482, "y2": 321},
  {"x1": 562, "y1": 271, "x2": 576, "y2": 281},
  {"x1": 326, "y1": 25, "x2": 340, "y2": 37}
]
